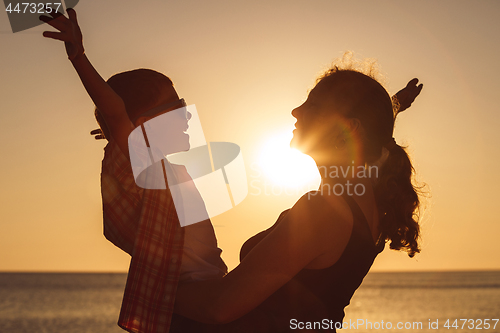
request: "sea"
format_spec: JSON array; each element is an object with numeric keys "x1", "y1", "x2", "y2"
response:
[{"x1": 0, "y1": 271, "x2": 499, "y2": 333}]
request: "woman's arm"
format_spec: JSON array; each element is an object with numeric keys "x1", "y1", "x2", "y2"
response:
[
  {"x1": 174, "y1": 193, "x2": 353, "y2": 324},
  {"x1": 392, "y1": 78, "x2": 423, "y2": 114},
  {"x1": 40, "y1": 10, "x2": 134, "y2": 157}
]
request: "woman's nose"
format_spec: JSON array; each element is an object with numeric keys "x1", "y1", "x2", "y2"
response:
[
  {"x1": 291, "y1": 104, "x2": 303, "y2": 118},
  {"x1": 186, "y1": 111, "x2": 192, "y2": 120}
]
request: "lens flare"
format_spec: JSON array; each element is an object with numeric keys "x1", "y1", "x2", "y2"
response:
[{"x1": 258, "y1": 131, "x2": 319, "y2": 187}]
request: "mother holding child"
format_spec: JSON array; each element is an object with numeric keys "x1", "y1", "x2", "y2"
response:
[{"x1": 40, "y1": 9, "x2": 423, "y2": 333}]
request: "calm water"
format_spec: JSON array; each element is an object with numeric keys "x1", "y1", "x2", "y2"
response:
[
  {"x1": 0, "y1": 271, "x2": 499, "y2": 333},
  {"x1": 344, "y1": 271, "x2": 500, "y2": 332}
]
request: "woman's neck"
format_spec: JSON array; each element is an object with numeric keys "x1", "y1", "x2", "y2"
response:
[{"x1": 315, "y1": 160, "x2": 374, "y2": 197}]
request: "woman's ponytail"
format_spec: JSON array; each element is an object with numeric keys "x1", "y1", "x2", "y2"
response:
[{"x1": 374, "y1": 144, "x2": 421, "y2": 257}]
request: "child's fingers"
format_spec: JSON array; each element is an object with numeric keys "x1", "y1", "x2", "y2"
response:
[
  {"x1": 42, "y1": 31, "x2": 68, "y2": 41},
  {"x1": 91, "y1": 129, "x2": 105, "y2": 139},
  {"x1": 39, "y1": 15, "x2": 52, "y2": 23},
  {"x1": 67, "y1": 8, "x2": 78, "y2": 24},
  {"x1": 44, "y1": 10, "x2": 68, "y2": 23},
  {"x1": 39, "y1": 15, "x2": 68, "y2": 31}
]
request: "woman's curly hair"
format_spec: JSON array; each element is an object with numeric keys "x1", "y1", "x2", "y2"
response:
[{"x1": 317, "y1": 52, "x2": 422, "y2": 257}]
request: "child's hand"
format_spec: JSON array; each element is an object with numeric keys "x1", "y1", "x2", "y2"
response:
[
  {"x1": 90, "y1": 129, "x2": 105, "y2": 140},
  {"x1": 40, "y1": 8, "x2": 84, "y2": 61}
]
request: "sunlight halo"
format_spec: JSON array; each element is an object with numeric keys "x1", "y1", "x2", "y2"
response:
[{"x1": 258, "y1": 131, "x2": 320, "y2": 188}]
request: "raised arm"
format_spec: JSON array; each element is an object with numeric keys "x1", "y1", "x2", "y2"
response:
[{"x1": 40, "y1": 9, "x2": 134, "y2": 157}]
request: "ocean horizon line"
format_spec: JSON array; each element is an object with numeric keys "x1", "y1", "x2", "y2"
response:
[{"x1": 1, "y1": 269, "x2": 499, "y2": 274}]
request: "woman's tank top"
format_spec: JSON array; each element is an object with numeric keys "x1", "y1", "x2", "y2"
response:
[
  {"x1": 170, "y1": 193, "x2": 385, "y2": 333},
  {"x1": 238, "y1": 193, "x2": 385, "y2": 332}
]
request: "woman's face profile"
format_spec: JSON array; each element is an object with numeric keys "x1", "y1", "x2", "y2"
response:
[{"x1": 290, "y1": 82, "x2": 345, "y2": 157}]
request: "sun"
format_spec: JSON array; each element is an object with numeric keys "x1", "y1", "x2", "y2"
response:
[{"x1": 258, "y1": 131, "x2": 320, "y2": 188}]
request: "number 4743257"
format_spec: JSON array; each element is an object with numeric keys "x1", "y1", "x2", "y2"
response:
[{"x1": 5, "y1": 3, "x2": 62, "y2": 14}]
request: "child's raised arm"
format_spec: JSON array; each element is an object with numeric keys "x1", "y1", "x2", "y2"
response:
[{"x1": 40, "y1": 9, "x2": 134, "y2": 157}]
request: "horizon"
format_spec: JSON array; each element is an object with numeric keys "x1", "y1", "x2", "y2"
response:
[{"x1": 2, "y1": 269, "x2": 500, "y2": 274}]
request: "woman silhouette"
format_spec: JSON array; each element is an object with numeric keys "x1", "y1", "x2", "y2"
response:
[{"x1": 172, "y1": 61, "x2": 423, "y2": 332}]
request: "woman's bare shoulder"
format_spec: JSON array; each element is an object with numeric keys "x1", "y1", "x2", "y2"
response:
[
  {"x1": 286, "y1": 192, "x2": 353, "y2": 250},
  {"x1": 289, "y1": 192, "x2": 354, "y2": 268},
  {"x1": 292, "y1": 191, "x2": 353, "y2": 228}
]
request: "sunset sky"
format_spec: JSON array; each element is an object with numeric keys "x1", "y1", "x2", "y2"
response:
[{"x1": 1, "y1": 0, "x2": 499, "y2": 272}]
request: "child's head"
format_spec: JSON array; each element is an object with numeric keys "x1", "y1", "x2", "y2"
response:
[{"x1": 95, "y1": 68, "x2": 178, "y2": 140}]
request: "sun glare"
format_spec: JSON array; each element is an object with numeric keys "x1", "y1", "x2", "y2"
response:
[{"x1": 258, "y1": 132, "x2": 320, "y2": 188}]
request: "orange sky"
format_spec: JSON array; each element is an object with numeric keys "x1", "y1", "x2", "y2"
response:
[{"x1": 1, "y1": 0, "x2": 499, "y2": 272}]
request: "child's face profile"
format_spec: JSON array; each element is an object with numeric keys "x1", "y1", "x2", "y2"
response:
[{"x1": 137, "y1": 85, "x2": 191, "y2": 156}]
